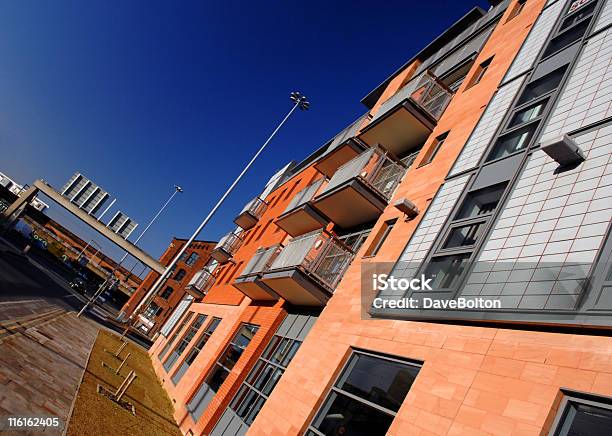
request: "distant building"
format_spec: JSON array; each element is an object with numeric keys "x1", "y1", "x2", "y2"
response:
[
  {"x1": 0, "y1": 172, "x2": 49, "y2": 212},
  {"x1": 120, "y1": 237, "x2": 217, "y2": 337}
]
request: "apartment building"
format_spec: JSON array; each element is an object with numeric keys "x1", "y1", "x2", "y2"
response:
[
  {"x1": 150, "y1": 0, "x2": 612, "y2": 434},
  {"x1": 120, "y1": 237, "x2": 216, "y2": 337}
]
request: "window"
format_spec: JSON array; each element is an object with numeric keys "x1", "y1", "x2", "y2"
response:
[
  {"x1": 160, "y1": 286, "x2": 174, "y2": 299},
  {"x1": 455, "y1": 183, "x2": 507, "y2": 220},
  {"x1": 217, "y1": 314, "x2": 316, "y2": 432},
  {"x1": 506, "y1": 0, "x2": 527, "y2": 22},
  {"x1": 365, "y1": 219, "x2": 398, "y2": 257},
  {"x1": 185, "y1": 252, "x2": 199, "y2": 266},
  {"x1": 517, "y1": 67, "x2": 567, "y2": 105},
  {"x1": 171, "y1": 318, "x2": 221, "y2": 384},
  {"x1": 158, "y1": 312, "x2": 194, "y2": 361},
  {"x1": 442, "y1": 223, "x2": 485, "y2": 249},
  {"x1": 423, "y1": 253, "x2": 471, "y2": 289},
  {"x1": 419, "y1": 131, "x2": 449, "y2": 166},
  {"x1": 466, "y1": 56, "x2": 494, "y2": 89},
  {"x1": 551, "y1": 391, "x2": 612, "y2": 436},
  {"x1": 508, "y1": 98, "x2": 548, "y2": 128},
  {"x1": 206, "y1": 324, "x2": 259, "y2": 393},
  {"x1": 487, "y1": 122, "x2": 538, "y2": 161},
  {"x1": 542, "y1": 0, "x2": 597, "y2": 58},
  {"x1": 174, "y1": 268, "x2": 187, "y2": 281},
  {"x1": 187, "y1": 324, "x2": 259, "y2": 422},
  {"x1": 143, "y1": 302, "x2": 163, "y2": 318},
  {"x1": 163, "y1": 314, "x2": 207, "y2": 371},
  {"x1": 306, "y1": 350, "x2": 421, "y2": 436}
]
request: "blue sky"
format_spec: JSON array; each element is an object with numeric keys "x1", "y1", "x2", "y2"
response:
[{"x1": 0, "y1": 0, "x2": 489, "y2": 274}]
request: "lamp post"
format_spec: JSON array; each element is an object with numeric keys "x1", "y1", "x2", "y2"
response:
[
  {"x1": 77, "y1": 185, "x2": 184, "y2": 317},
  {"x1": 128, "y1": 92, "x2": 309, "y2": 332}
]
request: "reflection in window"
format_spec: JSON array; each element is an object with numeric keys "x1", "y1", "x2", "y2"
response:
[
  {"x1": 307, "y1": 351, "x2": 420, "y2": 436},
  {"x1": 487, "y1": 123, "x2": 537, "y2": 161},
  {"x1": 455, "y1": 183, "x2": 507, "y2": 220},
  {"x1": 423, "y1": 254, "x2": 471, "y2": 289}
]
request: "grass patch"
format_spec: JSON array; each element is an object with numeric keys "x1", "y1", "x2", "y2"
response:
[{"x1": 66, "y1": 330, "x2": 180, "y2": 436}]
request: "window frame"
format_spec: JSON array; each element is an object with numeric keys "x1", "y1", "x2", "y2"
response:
[
  {"x1": 465, "y1": 56, "x2": 494, "y2": 90},
  {"x1": 505, "y1": 0, "x2": 527, "y2": 23},
  {"x1": 550, "y1": 389, "x2": 612, "y2": 436},
  {"x1": 418, "y1": 131, "x2": 450, "y2": 167},
  {"x1": 306, "y1": 349, "x2": 422, "y2": 436}
]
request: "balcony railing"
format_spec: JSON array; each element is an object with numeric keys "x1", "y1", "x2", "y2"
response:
[
  {"x1": 241, "y1": 244, "x2": 282, "y2": 277},
  {"x1": 282, "y1": 179, "x2": 325, "y2": 215},
  {"x1": 267, "y1": 230, "x2": 354, "y2": 292},
  {"x1": 233, "y1": 245, "x2": 283, "y2": 301},
  {"x1": 372, "y1": 71, "x2": 452, "y2": 123},
  {"x1": 211, "y1": 231, "x2": 243, "y2": 264},
  {"x1": 234, "y1": 196, "x2": 268, "y2": 230},
  {"x1": 275, "y1": 179, "x2": 328, "y2": 237},
  {"x1": 321, "y1": 146, "x2": 407, "y2": 201},
  {"x1": 185, "y1": 269, "x2": 215, "y2": 299}
]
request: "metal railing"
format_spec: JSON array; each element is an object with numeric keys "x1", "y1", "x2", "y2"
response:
[
  {"x1": 372, "y1": 70, "x2": 453, "y2": 123},
  {"x1": 239, "y1": 196, "x2": 268, "y2": 220},
  {"x1": 186, "y1": 269, "x2": 215, "y2": 294},
  {"x1": 268, "y1": 230, "x2": 354, "y2": 291},
  {"x1": 325, "y1": 113, "x2": 370, "y2": 154},
  {"x1": 238, "y1": 244, "x2": 282, "y2": 277},
  {"x1": 320, "y1": 146, "x2": 407, "y2": 200},
  {"x1": 282, "y1": 179, "x2": 325, "y2": 215},
  {"x1": 214, "y1": 231, "x2": 243, "y2": 257}
]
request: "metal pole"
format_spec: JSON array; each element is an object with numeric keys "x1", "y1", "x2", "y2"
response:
[
  {"x1": 77, "y1": 239, "x2": 93, "y2": 260},
  {"x1": 129, "y1": 93, "x2": 308, "y2": 322},
  {"x1": 77, "y1": 186, "x2": 183, "y2": 317}
]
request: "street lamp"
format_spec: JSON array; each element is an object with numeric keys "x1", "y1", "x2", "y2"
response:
[
  {"x1": 77, "y1": 184, "x2": 184, "y2": 317},
  {"x1": 128, "y1": 92, "x2": 310, "y2": 329}
]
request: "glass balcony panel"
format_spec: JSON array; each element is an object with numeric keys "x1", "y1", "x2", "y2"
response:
[
  {"x1": 211, "y1": 231, "x2": 244, "y2": 263},
  {"x1": 235, "y1": 196, "x2": 268, "y2": 230}
]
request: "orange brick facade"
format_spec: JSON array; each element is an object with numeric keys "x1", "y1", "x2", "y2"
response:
[{"x1": 148, "y1": 1, "x2": 612, "y2": 435}]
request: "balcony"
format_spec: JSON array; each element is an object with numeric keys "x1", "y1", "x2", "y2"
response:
[
  {"x1": 210, "y1": 231, "x2": 243, "y2": 264},
  {"x1": 233, "y1": 245, "x2": 282, "y2": 301},
  {"x1": 311, "y1": 146, "x2": 407, "y2": 228},
  {"x1": 359, "y1": 71, "x2": 453, "y2": 156},
  {"x1": 233, "y1": 196, "x2": 267, "y2": 230},
  {"x1": 274, "y1": 179, "x2": 328, "y2": 237},
  {"x1": 315, "y1": 114, "x2": 369, "y2": 178},
  {"x1": 185, "y1": 269, "x2": 215, "y2": 299},
  {"x1": 259, "y1": 230, "x2": 354, "y2": 306}
]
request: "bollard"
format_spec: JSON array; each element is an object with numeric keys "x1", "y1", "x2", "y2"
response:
[
  {"x1": 115, "y1": 352, "x2": 131, "y2": 375},
  {"x1": 113, "y1": 341, "x2": 128, "y2": 357},
  {"x1": 116, "y1": 371, "x2": 137, "y2": 402}
]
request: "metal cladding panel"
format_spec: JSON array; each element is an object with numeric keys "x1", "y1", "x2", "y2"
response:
[
  {"x1": 117, "y1": 219, "x2": 138, "y2": 239},
  {"x1": 159, "y1": 296, "x2": 193, "y2": 337},
  {"x1": 108, "y1": 211, "x2": 128, "y2": 232}
]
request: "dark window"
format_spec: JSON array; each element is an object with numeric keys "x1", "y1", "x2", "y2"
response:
[
  {"x1": 455, "y1": 183, "x2": 507, "y2": 220},
  {"x1": 163, "y1": 314, "x2": 207, "y2": 371},
  {"x1": 487, "y1": 122, "x2": 538, "y2": 161},
  {"x1": 160, "y1": 286, "x2": 174, "y2": 299},
  {"x1": 419, "y1": 131, "x2": 449, "y2": 166},
  {"x1": 174, "y1": 269, "x2": 187, "y2": 281},
  {"x1": 171, "y1": 318, "x2": 221, "y2": 384},
  {"x1": 185, "y1": 252, "x2": 199, "y2": 266},
  {"x1": 158, "y1": 312, "x2": 194, "y2": 361},
  {"x1": 443, "y1": 223, "x2": 485, "y2": 249},
  {"x1": 205, "y1": 324, "x2": 259, "y2": 393},
  {"x1": 517, "y1": 67, "x2": 567, "y2": 105},
  {"x1": 365, "y1": 219, "x2": 398, "y2": 257},
  {"x1": 551, "y1": 392, "x2": 612, "y2": 436},
  {"x1": 506, "y1": 0, "x2": 527, "y2": 22},
  {"x1": 508, "y1": 98, "x2": 548, "y2": 128},
  {"x1": 307, "y1": 351, "x2": 420, "y2": 436},
  {"x1": 543, "y1": 0, "x2": 597, "y2": 59},
  {"x1": 423, "y1": 253, "x2": 471, "y2": 289},
  {"x1": 143, "y1": 302, "x2": 162, "y2": 318},
  {"x1": 560, "y1": 1, "x2": 597, "y2": 31},
  {"x1": 466, "y1": 56, "x2": 494, "y2": 88}
]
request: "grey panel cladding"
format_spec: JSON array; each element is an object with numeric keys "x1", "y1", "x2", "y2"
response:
[
  {"x1": 159, "y1": 296, "x2": 193, "y2": 337},
  {"x1": 449, "y1": 77, "x2": 526, "y2": 176},
  {"x1": 384, "y1": 175, "x2": 471, "y2": 298},
  {"x1": 464, "y1": 122, "x2": 612, "y2": 310},
  {"x1": 431, "y1": 25, "x2": 495, "y2": 78},
  {"x1": 594, "y1": 0, "x2": 612, "y2": 32},
  {"x1": 210, "y1": 408, "x2": 249, "y2": 436},
  {"x1": 540, "y1": 27, "x2": 612, "y2": 143},
  {"x1": 503, "y1": 0, "x2": 566, "y2": 83}
]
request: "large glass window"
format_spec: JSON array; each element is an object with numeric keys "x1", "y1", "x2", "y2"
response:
[
  {"x1": 551, "y1": 392, "x2": 612, "y2": 436},
  {"x1": 306, "y1": 351, "x2": 420, "y2": 436},
  {"x1": 186, "y1": 252, "x2": 200, "y2": 266},
  {"x1": 423, "y1": 254, "x2": 471, "y2": 290},
  {"x1": 455, "y1": 183, "x2": 507, "y2": 220},
  {"x1": 542, "y1": 0, "x2": 598, "y2": 58},
  {"x1": 158, "y1": 311, "x2": 194, "y2": 361},
  {"x1": 160, "y1": 286, "x2": 174, "y2": 299},
  {"x1": 163, "y1": 314, "x2": 207, "y2": 371},
  {"x1": 517, "y1": 67, "x2": 567, "y2": 105},
  {"x1": 171, "y1": 317, "x2": 221, "y2": 384},
  {"x1": 487, "y1": 123, "x2": 538, "y2": 161},
  {"x1": 174, "y1": 268, "x2": 187, "y2": 281},
  {"x1": 206, "y1": 324, "x2": 259, "y2": 393}
]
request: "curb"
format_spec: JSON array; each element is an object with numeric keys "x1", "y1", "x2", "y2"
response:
[{"x1": 62, "y1": 328, "x2": 100, "y2": 436}]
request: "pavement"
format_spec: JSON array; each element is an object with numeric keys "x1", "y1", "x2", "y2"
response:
[{"x1": 0, "y1": 237, "x2": 151, "y2": 434}]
